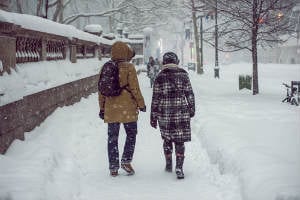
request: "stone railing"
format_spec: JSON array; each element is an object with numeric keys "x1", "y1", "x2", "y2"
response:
[
  {"x1": 16, "y1": 36, "x2": 41, "y2": 63},
  {"x1": 74, "y1": 39, "x2": 98, "y2": 60},
  {"x1": 46, "y1": 39, "x2": 66, "y2": 61},
  {"x1": 100, "y1": 43, "x2": 111, "y2": 58},
  {"x1": 0, "y1": 21, "x2": 113, "y2": 75}
]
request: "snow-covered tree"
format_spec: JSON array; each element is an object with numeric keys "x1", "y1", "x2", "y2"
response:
[
  {"x1": 181, "y1": 0, "x2": 207, "y2": 74},
  {"x1": 203, "y1": 0, "x2": 296, "y2": 95}
]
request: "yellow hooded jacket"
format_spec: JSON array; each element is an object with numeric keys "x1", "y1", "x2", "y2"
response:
[{"x1": 98, "y1": 41, "x2": 145, "y2": 123}]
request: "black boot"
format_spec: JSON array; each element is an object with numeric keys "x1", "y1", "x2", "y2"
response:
[
  {"x1": 165, "y1": 154, "x2": 172, "y2": 172},
  {"x1": 175, "y1": 155, "x2": 185, "y2": 179}
]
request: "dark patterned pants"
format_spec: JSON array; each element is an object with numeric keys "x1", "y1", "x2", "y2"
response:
[
  {"x1": 163, "y1": 139, "x2": 185, "y2": 156},
  {"x1": 107, "y1": 122, "x2": 137, "y2": 170}
]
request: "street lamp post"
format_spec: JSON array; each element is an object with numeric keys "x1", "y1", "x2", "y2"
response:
[
  {"x1": 214, "y1": 0, "x2": 220, "y2": 78},
  {"x1": 200, "y1": 16, "x2": 204, "y2": 71},
  {"x1": 143, "y1": 27, "x2": 153, "y2": 63}
]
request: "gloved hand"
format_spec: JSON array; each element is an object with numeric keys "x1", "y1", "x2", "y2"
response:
[
  {"x1": 190, "y1": 111, "x2": 195, "y2": 118},
  {"x1": 150, "y1": 115, "x2": 157, "y2": 128},
  {"x1": 139, "y1": 106, "x2": 146, "y2": 112},
  {"x1": 99, "y1": 110, "x2": 104, "y2": 119},
  {"x1": 150, "y1": 120, "x2": 157, "y2": 129},
  {"x1": 150, "y1": 118, "x2": 157, "y2": 129}
]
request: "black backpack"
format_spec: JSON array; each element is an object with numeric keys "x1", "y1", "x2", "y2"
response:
[{"x1": 98, "y1": 60, "x2": 127, "y2": 97}]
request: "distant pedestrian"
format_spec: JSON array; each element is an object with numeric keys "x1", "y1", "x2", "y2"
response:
[
  {"x1": 98, "y1": 41, "x2": 146, "y2": 177},
  {"x1": 155, "y1": 58, "x2": 162, "y2": 70},
  {"x1": 147, "y1": 56, "x2": 158, "y2": 88},
  {"x1": 150, "y1": 52, "x2": 195, "y2": 179}
]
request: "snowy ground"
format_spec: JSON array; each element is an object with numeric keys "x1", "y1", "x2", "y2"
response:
[
  {"x1": 0, "y1": 62, "x2": 299, "y2": 200},
  {"x1": 192, "y1": 63, "x2": 300, "y2": 200}
]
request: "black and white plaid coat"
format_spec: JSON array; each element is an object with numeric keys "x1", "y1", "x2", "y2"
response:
[{"x1": 150, "y1": 64, "x2": 195, "y2": 142}]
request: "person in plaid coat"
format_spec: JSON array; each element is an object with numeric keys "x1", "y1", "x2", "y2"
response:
[{"x1": 150, "y1": 52, "x2": 195, "y2": 179}]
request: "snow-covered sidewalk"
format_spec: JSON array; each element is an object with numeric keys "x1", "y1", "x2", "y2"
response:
[
  {"x1": 0, "y1": 62, "x2": 299, "y2": 200},
  {"x1": 0, "y1": 72, "x2": 242, "y2": 200},
  {"x1": 191, "y1": 63, "x2": 300, "y2": 200}
]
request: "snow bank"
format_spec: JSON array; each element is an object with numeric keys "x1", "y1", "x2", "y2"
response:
[
  {"x1": 190, "y1": 62, "x2": 300, "y2": 200},
  {"x1": 0, "y1": 58, "x2": 107, "y2": 106}
]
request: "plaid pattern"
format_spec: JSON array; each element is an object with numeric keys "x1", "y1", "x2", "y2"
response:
[{"x1": 151, "y1": 66, "x2": 195, "y2": 142}]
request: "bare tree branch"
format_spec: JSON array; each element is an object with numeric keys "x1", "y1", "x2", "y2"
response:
[
  {"x1": 63, "y1": 6, "x2": 129, "y2": 24},
  {"x1": 52, "y1": 0, "x2": 63, "y2": 22},
  {"x1": 16, "y1": 0, "x2": 23, "y2": 13},
  {"x1": 48, "y1": 0, "x2": 58, "y2": 8},
  {"x1": 36, "y1": 0, "x2": 43, "y2": 17},
  {"x1": 63, "y1": 0, "x2": 72, "y2": 9}
]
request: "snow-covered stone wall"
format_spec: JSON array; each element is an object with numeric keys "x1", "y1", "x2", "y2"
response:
[{"x1": 0, "y1": 74, "x2": 99, "y2": 154}]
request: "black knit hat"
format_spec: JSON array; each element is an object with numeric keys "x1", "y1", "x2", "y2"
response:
[{"x1": 162, "y1": 52, "x2": 179, "y2": 65}]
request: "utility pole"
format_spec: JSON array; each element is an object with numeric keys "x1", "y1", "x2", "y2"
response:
[
  {"x1": 213, "y1": 0, "x2": 220, "y2": 78},
  {"x1": 215, "y1": 0, "x2": 219, "y2": 68}
]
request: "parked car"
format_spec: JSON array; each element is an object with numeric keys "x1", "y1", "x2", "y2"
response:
[{"x1": 187, "y1": 62, "x2": 196, "y2": 71}]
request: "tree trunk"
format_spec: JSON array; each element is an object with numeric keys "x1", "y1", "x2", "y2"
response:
[
  {"x1": 59, "y1": 7, "x2": 63, "y2": 23},
  {"x1": 16, "y1": 0, "x2": 23, "y2": 13},
  {"x1": 109, "y1": 16, "x2": 113, "y2": 33},
  {"x1": 0, "y1": 0, "x2": 10, "y2": 11},
  {"x1": 252, "y1": 37, "x2": 259, "y2": 95},
  {"x1": 191, "y1": 0, "x2": 202, "y2": 74},
  {"x1": 107, "y1": 0, "x2": 115, "y2": 33},
  {"x1": 36, "y1": 0, "x2": 43, "y2": 17},
  {"x1": 53, "y1": 0, "x2": 63, "y2": 22},
  {"x1": 45, "y1": 0, "x2": 49, "y2": 19},
  {"x1": 252, "y1": 0, "x2": 259, "y2": 95},
  {"x1": 214, "y1": 0, "x2": 219, "y2": 68},
  {"x1": 181, "y1": 36, "x2": 184, "y2": 67}
]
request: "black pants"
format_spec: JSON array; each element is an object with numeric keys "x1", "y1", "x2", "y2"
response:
[
  {"x1": 107, "y1": 122, "x2": 137, "y2": 170},
  {"x1": 163, "y1": 139, "x2": 185, "y2": 156}
]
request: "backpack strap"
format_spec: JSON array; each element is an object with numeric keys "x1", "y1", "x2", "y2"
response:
[{"x1": 118, "y1": 61, "x2": 130, "y2": 94}]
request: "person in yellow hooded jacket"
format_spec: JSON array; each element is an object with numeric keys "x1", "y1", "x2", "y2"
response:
[{"x1": 98, "y1": 41, "x2": 146, "y2": 177}]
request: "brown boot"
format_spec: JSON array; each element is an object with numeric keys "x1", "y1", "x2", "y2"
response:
[
  {"x1": 110, "y1": 169, "x2": 118, "y2": 177},
  {"x1": 121, "y1": 163, "x2": 135, "y2": 175}
]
